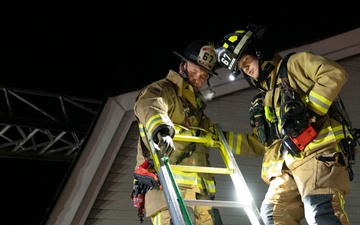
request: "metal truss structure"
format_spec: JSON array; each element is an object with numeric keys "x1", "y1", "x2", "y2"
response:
[{"x1": 0, "y1": 86, "x2": 102, "y2": 162}]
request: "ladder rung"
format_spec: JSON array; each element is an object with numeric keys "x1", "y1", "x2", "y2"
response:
[
  {"x1": 184, "y1": 199, "x2": 250, "y2": 208},
  {"x1": 171, "y1": 165, "x2": 233, "y2": 174},
  {"x1": 173, "y1": 135, "x2": 213, "y2": 144}
]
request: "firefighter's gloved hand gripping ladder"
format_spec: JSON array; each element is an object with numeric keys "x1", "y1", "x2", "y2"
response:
[{"x1": 143, "y1": 123, "x2": 265, "y2": 225}]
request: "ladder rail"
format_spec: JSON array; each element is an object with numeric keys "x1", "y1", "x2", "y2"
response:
[
  {"x1": 144, "y1": 123, "x2": 264, "y2": 225},
  {"x1": 144, "y1": 129, "x2": 192, "y2": 225},
  {"x1": 215, "y1": 124, "x2": 264, "y2": 225}
]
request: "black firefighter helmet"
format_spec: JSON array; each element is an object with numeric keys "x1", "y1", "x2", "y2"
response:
[
  {"x1": 174, "y1": 40, "x2": 218, "y2": 77},
  {"x1": 216, "y1": 23, "x2": 275, "y2": 87}
]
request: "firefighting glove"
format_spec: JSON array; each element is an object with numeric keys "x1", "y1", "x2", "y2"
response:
[
  {"x1": 156, "y1": 131, "x2": 175, "y2": 157},
  {"x1": 134, "y1": 159, "x2": 162, "y2": 189},
  {"x1": 249, "y1": 97, "x2": 267, "y2": 144}
]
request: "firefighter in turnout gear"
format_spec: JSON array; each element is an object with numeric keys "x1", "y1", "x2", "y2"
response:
[
  {"x1": 133, "y1": 40, "x2": 224, "y2": 225},
  {"x1": 216, "y1": 23, "x2": 357, "y2": 225}
]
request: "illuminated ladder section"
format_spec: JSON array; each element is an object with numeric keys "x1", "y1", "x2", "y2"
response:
[{"x1": 144, "y1": 123, "x2": 264, "y2": 225}]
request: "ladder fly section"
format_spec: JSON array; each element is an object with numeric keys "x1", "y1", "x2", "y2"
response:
[{"x1": 144, "y1": 123, "x2": 264, "y2": 225}]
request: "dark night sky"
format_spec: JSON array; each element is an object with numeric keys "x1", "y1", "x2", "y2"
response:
[
  {"x1": 2, "y1": 2, "x2": 359, "y2": 99},
  {"x1": 1, "y1": 1, "x2": 359, "y2": 224}
]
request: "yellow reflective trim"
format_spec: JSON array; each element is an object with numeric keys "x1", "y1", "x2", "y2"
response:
[
  {"x1": 227, "y1": 131, "x2": 241, "y2": 155},
  {"x1": 316, "y1": 132, "x2": 334, "y2": 143},
  {"x1": 286, "y1": 124, "x2": 351, "y2": 154},
  {"x1": 138, "y1": 123, "x2": 145, "y2": 137},
  {"x1": 313, "y1": 91, "x2": 332, "y2": 107},
  {"x1": 196, "y1": 177, "x2": 203, "y2": 189},
  {"x1": 333, "y1": 124, "x2": 353, "y2": 140},
  {"x1": 228, "y1": 131, "x2": 234, "y2": 150},
  {"x1": 203, "y1": 178, "x2": 216, "y2": 194},
  {"x1": 152, "y1": 212, "x2": 161, "y2": 225},
  {"x1": 317, "y1": 125, "x2": 332, "y2": 135},
  {"x1": 264, "y1": 106, "x2": 273, "y2": 122},
  {"x1": 310, "y1": 101, "x2": 327, "y2": 114},
  {"x1": 309, "y1": 92, "x2": 331, "y2": 114},
  {"x1": 173, "y1": 171, "x2": 197, "y2": 186},
  {"x1": 195, "y1": 177, "x2": 216, "y2": 194},
  {"x1": 145, "y1": 114, "x2": 163, "y2": 133},
  {"x1": 236, "y1": 133, "x2": 242, "y2": 155},
  {"x1": 338, "y1": 192, "x2": 350, "y2": 223},
  {"x1": 172, "y1": 170, "x2": 198, "y2": 178},
  {"x1": 306, "y1": 126, "x2": 334, "y2": 149},
  {"x1": 172, "y1": 170, "x2": 216, "y2": 193}
]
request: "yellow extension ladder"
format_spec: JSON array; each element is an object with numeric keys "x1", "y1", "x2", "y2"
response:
[{"x1": 145, "y1": 123, "x2": 264, "y2": 225}]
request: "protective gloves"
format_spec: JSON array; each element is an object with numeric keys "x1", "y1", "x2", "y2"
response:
[
  {"x1": 156, "y1": 131, "x2": 175, "y2": 157},
  {"x1": 133, "y1": 159, "x2": 162, "y2": 189}
]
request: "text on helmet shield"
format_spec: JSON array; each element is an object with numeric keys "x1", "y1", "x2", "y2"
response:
[
  {"x1": 216, "y1": 48, "x2": 236, "y2": 71},
  {"x1": 198, "y1": 45, "x2": 216, "y2": 70}
]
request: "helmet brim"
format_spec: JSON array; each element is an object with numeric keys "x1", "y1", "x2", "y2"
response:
[{"x1": 173, "y1": 51, "x2": 218, "y2": 76}]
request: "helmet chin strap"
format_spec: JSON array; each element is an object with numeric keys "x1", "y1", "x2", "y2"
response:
[
  {"x1": 205, "y1": 77, "x2": 216, "y2": 101},
  {"x1": 244, "y1": 51, "x2": 274, "y2": 90},
  {"x1": 180, "y1": 61, "x2": 189, "y2": 79},
  {"x1": 256, "y1": 51, "x2": 264, "y2": 89}
]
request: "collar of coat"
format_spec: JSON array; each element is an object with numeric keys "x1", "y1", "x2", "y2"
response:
[
  {"x1": 259, "y1": 53, "x2": 283, "y2": 92},
  {"x1": 166, "y1": 70, "x2": 204, "y2": 109}
]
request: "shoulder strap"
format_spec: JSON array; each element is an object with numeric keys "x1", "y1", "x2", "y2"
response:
[
  {"x1": 271, "y1": 52, "x2": 297, "y2": 138},
  {"x1": 279, "y1": 52, "x2": 295, "y2": 79},
  {"x1": 279, "y1": 52, "x2": 297, "y2": 99}
]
